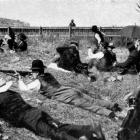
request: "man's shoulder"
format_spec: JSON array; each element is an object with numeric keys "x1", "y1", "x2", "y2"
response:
[
  {"x1": 130, "y1": 50, "x2": 139, "y2": 57},
  {"x1": 40, "y1": 73, "x2": 56, "y2": 79}
]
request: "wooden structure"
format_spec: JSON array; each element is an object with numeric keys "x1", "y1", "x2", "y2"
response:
[{"x1": 0, "y1": 26, "x2": 123, "y2": 39}]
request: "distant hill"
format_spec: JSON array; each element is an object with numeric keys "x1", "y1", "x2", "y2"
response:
[{"x1": 0, "y1": 18, "x2": 30, "y2": 27}]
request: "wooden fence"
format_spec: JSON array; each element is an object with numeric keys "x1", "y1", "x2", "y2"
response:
[{"x1": 0, "y1": 26, "x2": 123, "y2": 39}]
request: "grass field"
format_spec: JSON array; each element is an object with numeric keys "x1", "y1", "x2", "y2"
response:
[{"x1": 0, "y1": 36, "x2": 139, "y2": 140}]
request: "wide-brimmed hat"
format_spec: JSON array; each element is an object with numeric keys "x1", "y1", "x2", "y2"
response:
[{"x1": 31, "y1": 59, "x2": 46, "y2": 71}]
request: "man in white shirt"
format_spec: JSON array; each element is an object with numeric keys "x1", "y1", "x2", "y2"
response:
[
  {"x1": 87, "y1": 42, "x2": 116, "y2": 71},
  {"x1": 86, "y1": 47, "x2": 104, "y2": 60},
  {"x1": 86, "y1": 26, "x2": 106, "y2": 61},
  {"x1": 0, "y1": 78, "x2": 106, "y2": 140}
]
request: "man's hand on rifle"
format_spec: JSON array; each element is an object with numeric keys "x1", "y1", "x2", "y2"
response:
[{"x1": 14, "y1": 71, "x2": 22, "y2": 80}]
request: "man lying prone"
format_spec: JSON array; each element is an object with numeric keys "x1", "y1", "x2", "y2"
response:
[{"x1": 0, "y1": 78, "x2": 106, "y2": 140}]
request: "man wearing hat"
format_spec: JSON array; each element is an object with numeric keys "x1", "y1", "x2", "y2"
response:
[
  {"x1": 115, "y1": 41, "x2": 140, "y2": 75},
  {"x1": 18, "y1": 59, "x2": 122, "y2": 119},
  {"x1": 0, "y1": 75, "x2": 106, "y2": 140},
  {"x1": 86, "y1": 26, "x2": 106, "y2": 62}
]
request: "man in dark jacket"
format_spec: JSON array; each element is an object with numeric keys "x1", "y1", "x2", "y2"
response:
[
  {"x1": 0, "y1": 79, "x2": 106, "y2": 140},
  {"x1": 7, "y1": 27, "x2": 16, "y2": 51},
  {"x1": 69, "y1": 19, "x2": 76, "y2": 27},
  {"x1": 115, "y1": 41, "x2": 140, "y2": 74},
  {"x1": 51, "y1": 41, "x2": 89, "y2": 76},
  {"x1": 18, "y1": 59, "x2": 122, "y2": 119},
  {"x1": 14, "y1": 33, "x2": 28, "y2": 52}
]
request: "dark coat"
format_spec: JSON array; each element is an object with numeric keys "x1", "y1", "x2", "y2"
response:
[
  {"x1": 57, "y1": 47, "x2": 80, "y2": 71},
  {"x1": 0, "y1": 90, "x2": 32, "y2": 126},
  {"x1": 116, "y1": 49, "x2": 140, "y2": 72},
  {"x1": 14, "y1": 41, "x2": 27, "y2": 52},
  {"x1": 88, "y1": 49, "x2": 116, "y2": 71},
  {"x1": 8, "y1": 27, "x2": 15, "y2": 40},
  {"x1": 117, "y1": 89, "x2": 140, "y2": 140},
  {"x1": 7, "y1": 39, "x2": 15, "y2": 50},
  {"x1": 0, "y1": 39, "x2": 4, "y2": 52},
  {"x1": 69, "y1": 22, "x2": 76, "y2": 27},
  {"x1": 38, "y1": 73, "x2": 118, "y2": 117},
  {"x1": 7, "y1": 27, "x2": 16, "y2": 50},
  {"x1": 57, "y1": 46, "x2": 89, "y2": 75},
  {"x1": 0, "y1": 90, "x2": 105, "y2": 140}
]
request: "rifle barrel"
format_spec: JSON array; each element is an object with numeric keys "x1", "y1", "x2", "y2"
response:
[
  {"x1": 5, "y1": 73, "x2": 18, "y2": 79},
  {"x1": 0, "y1": 69, "x2": 32, "y2": 77}
]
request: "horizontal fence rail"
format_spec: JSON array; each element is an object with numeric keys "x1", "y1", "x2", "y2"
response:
[{"x1": 0, "y1": 26, "x2": 123, "y2": 39}]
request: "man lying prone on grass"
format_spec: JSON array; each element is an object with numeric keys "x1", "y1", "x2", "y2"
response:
[
  {"x1": 0, "y1": 77, "x2": 106, "y2": 140},
  {"x1": 17, "y1": 59, "x2": 122, "y2": 119}
]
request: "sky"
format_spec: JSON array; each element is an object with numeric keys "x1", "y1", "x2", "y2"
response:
[{"x1": 0, "y1": 0, "x2": 139, "y2": 27}]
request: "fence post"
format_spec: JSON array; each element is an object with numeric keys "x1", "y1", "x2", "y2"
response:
[
  {"x1": 7, "y1": 26, "x2": 10, "y2": 34},
  {"x1": 39, "y1": 27, "x2": 43, "y2": 35},
  {"x1": 69, "y1": 26, "x2": 72, "y2": 39},
  {"x1": 39, "y1": 26, "x2": 43, "y2": 39}
]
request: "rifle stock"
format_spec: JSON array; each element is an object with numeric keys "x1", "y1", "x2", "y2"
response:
[{"x1": 0, "y1": 69, "x2": 32, "y2": 77}]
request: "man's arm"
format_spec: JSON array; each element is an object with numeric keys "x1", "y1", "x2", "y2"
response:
[
  {"x1": 18, "y1": 78, "x2": 41, "y2": 91},
  {"x1": 87, "y1": 48, "x2": 104, "y2": 59},
  {"x1": 95, "y1": 33, "x2": 101, "y2": 44},
  {"x1": 0, "y1": 81, "x2": 13, "y2": 93}
]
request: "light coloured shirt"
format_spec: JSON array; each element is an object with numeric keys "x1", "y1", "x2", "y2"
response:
[
  {"x1": 86, "y1": 48, "x2": 104, "y2": 60},
  {"x1": 135, "y1": 39, "x2": 140, "y2": 51},
  {"x1": 18, "y1": 79, "x2": 41, "y2": 91},
  {"x1": 95, "y1": 33, "x2": 101, "y2": 44},
  {"x1": 47, "y1": 62, "x2": 71, "y2": 73},
  {"x1": 0, "y1": 81, "x2": 13, "y2": 93}
]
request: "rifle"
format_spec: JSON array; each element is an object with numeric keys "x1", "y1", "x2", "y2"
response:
[{"x1": 0, "y1": 69, "x2": 32, "y2": 78}]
